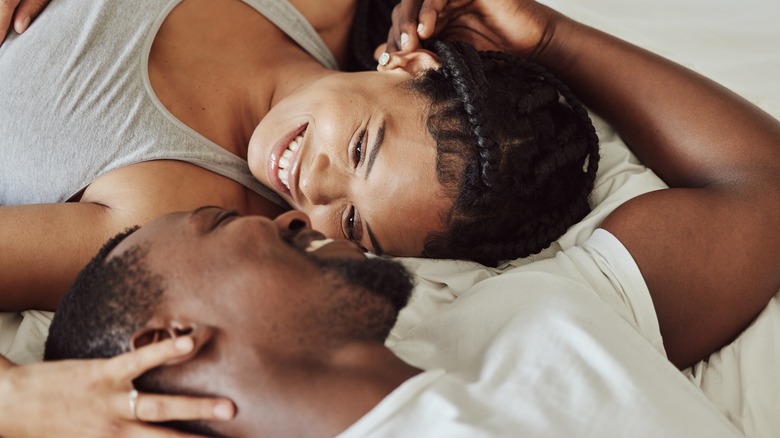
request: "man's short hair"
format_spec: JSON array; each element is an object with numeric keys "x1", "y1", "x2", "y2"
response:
[{"x1": 44, "y1": 226, "x2": 161, "y2": 361}]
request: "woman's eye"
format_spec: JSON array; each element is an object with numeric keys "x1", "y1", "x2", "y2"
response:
[
  {"x1": 345, "y1": 205, "x2": 365, "y2": 245},
  {"x1": 346, "y1": 205, "x2": 357, "y2": 240},
  {"x1": 353, "y1": 128, "x2": 366, "y2": 167}
]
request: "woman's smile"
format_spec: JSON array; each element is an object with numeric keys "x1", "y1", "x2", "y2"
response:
[{"x1": 268, "y1": 123, "x2": 307, "y2": 199}]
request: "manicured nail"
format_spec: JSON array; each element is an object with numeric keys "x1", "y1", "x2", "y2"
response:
[
  {"x1": 175, "y1": 337, "x2": 194, "y2": 352},
  {"x1": 417, "y1": 23, "x2": 424, "y2": 35},
  {"x1": 378, "y1": 52, "x2": 390, "y2": 66},
  {"x1": 400, "y1": 32, "x2": 409, "y2": 49},
  {"x1": 214, "y1": 402, "x2": 235, "y2": 420},
  {"x1": 17, "y1": 17, "x2": 31, "y2": 34}
]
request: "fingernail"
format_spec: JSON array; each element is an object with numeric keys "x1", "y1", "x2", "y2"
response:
[
  {"x1": 17, "y1": 17, "x2": 31, "y2": 34},
  {"x1": 417, "y1": 23, "x2": 424, "y2": 35},
  {"x1": 175, "y1": 337, "x2": 194, "y2": 352},
  {"x1": 400, "y1": 32, "x2": 409, "y2": 49},
  {"x1": 378, "y1": 52, "x2": 390, "y2": 66},
  {"x1": 214, "y1": 402, "x2": 234, "y2": 420}
]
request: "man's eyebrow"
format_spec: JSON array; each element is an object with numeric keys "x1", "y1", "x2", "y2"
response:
[
  {"x1": 364, "y1": 119, "x2": 386, "y2": 180},
  {"x1": 366, "y1": 221, "x2": 384, "y2": 256},
  {"x1": 192, "y1": 205, "x2": 222, "y2": 216}
]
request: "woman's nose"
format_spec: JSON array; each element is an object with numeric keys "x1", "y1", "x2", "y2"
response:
[
  {"x1": 300, "y1": 153, "x2": 347, "y2": 205},
  {"x1": 273, "y1": 210, "x2": 311, "y2": 232}
]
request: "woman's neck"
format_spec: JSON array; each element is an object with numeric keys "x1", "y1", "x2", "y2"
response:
[
  {"x1": 148, "y1": 0, "x2": 343, "y2": 160},
  {"x1": 288, "y1": 0, "x2": 358, "y2": 68}
]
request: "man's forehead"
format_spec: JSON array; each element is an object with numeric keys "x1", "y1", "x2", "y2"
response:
[{"x1": 107, "y1": 212, "x2": 185, "y2": 260}]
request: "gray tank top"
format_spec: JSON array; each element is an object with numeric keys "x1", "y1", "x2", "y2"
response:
[{"x1": 0, "y1": 0, "x2": 338, "y2": 206}]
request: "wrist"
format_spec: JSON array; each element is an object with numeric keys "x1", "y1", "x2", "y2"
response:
[
  {"x1": 530, "y1": 14, "x2": 592, "y2": 78},
  {"x1": 527, "y1": 6, "x2": 561, "y2": 62}
]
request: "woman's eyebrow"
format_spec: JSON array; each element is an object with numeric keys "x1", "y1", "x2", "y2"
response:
[
  {"x1": 364, "y1": 119, "x2": 386, "y2": 180},
  {"x1": 366, "y1": 221, "x2": 384, "y2": 256}
]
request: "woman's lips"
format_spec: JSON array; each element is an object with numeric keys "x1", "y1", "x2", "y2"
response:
[{"x1": 267, "y1": 123, "x2": 307, "y2": 201}]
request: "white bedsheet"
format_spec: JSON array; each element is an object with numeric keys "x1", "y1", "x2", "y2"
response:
[{"x1": 1, "y1": 0, "x2": 778, "y2": 436}]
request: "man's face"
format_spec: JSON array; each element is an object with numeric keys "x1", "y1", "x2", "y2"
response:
[{"x1": 111, "y1": 207, "x2": 412, "y2": 352}]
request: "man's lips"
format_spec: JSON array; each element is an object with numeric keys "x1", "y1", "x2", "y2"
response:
[{"x1": 267, "y1": 123, "x2": 307, "y2": 201}]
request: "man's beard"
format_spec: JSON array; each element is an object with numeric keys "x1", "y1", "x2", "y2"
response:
[{"x1": 314, "y1": 256, "x2": 414, "y2": 341}]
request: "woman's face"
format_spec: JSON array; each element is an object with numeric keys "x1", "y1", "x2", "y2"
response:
[{"x1": 248, "y1": 69, "x2": 452, "y2": 257}]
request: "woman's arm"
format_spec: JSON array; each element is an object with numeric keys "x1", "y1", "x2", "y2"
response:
[
  {"x1": 0, "y1": 0, "x2": 51, "y2": 43},
  {"x1": 386, "y1": 0, "x2": 780, "y2": 368},
  {"x1": 0, "y1": 202, "x2": 124, "y2": 311},
  {"x1": 0, "y1": 338, "x2": 234, "y2": 437},
  {"x1": 1, "y1": 160, "x2": 277, "y2": 312}
]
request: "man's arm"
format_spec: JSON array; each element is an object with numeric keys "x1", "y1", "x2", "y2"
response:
[
  {"x1": 384, "y1": 0, "x2": 780, "y2": 368},
  {"x1": 535, "y1": 11, "x2": 780, "y2": 368}
]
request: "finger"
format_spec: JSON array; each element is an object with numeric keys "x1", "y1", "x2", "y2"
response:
[
  {"x1": 373, "y1": 43, "x2": 388, "y2": 61},
  {"x1": 14, "y1": 0, "x2": 49, "y2": 33},
  {"x1": 134, "y1": 393, "x2": 236, "y2": 423},
  {"x1": 394, "y1": 0, "x2": 424, "y2": 52},
  {"x1": 109, "y1": 337, "x2": 195, "y2": 380},
  {"x1": 384, "y1": 4, "x2": 402, "y2": 53},
  {"x1": 0, "y1": 0, "x2": 23, "y2": 42},
  {"x1": 417, "y1": 0, "x2": 448, "y2": 39}
]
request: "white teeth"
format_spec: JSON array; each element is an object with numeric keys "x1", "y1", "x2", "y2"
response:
[
  {"x1": 306, "y1": 238, "x2": 334, "y2": 252},
  {"x1": 279, "y1": 168, "x2": 290, "y2": 190},
  {"x1": 276, "y1": 129, "x2": 305, "y2": 191}
]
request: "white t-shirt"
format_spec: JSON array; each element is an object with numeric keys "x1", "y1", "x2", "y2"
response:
[{"x1": 339, "y1": 230, "x2": 740, "y2": 437}]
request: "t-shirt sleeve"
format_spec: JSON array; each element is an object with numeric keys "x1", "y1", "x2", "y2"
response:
[{"x1": 572, "y1": 228, "x2": 665, "y2": 355}]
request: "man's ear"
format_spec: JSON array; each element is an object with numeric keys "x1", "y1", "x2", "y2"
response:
[
  {"x1": 376, "y1": 47, "x2": 441, "y2": 76},
  {"x1": 130, "y1": 319, "x2": 215, "y2": 365}
]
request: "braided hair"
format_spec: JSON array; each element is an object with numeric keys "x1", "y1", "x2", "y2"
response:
[{"x1": 349, "y1": 1, "x2": 600, "y2": 266}]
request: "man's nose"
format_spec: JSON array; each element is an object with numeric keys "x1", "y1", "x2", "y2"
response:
[
  {"x1": 273, "y1": 210, "x2": 311, "y2": 232},
  {"x1": 300, "y1": 153, "x2": 347, "y2": 206}
]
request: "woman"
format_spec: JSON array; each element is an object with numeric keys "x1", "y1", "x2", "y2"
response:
[{"x1": 0, "y1": 0, "x2": 598, "y2": 311}]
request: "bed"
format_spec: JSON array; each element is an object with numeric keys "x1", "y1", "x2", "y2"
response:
[{"x1": 2, "y1": 0, "x2": 778, "y2": 435}]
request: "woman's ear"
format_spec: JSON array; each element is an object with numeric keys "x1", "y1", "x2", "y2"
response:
[
  {"x1": 130, "y1": 320, "x2": 216, "y2": 365},
  {"x1": 376, "y1": 48, "x2": 441, "y2": 75}
]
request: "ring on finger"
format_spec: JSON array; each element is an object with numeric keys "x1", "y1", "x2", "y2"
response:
[
  {"x1": 128, "y1": 389, "x2": 140, "y2": 420},
  {"x1": 378, "y1": 52, "x2": 391, "y2": 66}
]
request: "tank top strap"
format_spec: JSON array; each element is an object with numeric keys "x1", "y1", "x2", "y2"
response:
[{"x1": 242, "y1": 0, "x2": 339, "y2": 70}]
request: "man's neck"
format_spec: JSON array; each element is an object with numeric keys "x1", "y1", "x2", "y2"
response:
[{"x1": 222, "y1": 344, "x2": 422, "y2": 437}]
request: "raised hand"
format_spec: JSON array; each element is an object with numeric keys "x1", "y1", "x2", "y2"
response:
[{"x1": 382, "y1": 0, "x2": 556, "y2": 57}]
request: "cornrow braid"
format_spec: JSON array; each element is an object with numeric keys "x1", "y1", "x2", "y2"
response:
[
  {"x1": 410, "y1": 41, "x2": 600, "y2": 265},
  {"x1": 436, "y1": 41, "x2": 501, "y2": 190}
]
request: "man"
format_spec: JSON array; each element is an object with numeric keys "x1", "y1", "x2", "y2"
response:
[{"x1": 45, "y1": 208, "x2": 740, "y2": 437}]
